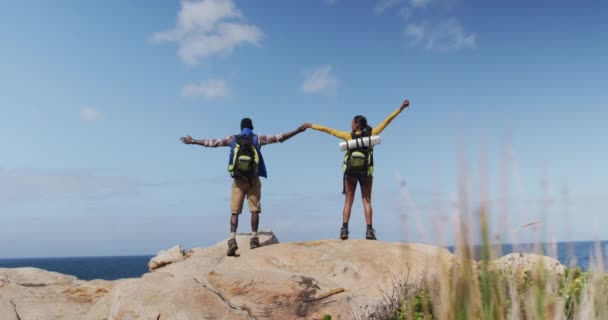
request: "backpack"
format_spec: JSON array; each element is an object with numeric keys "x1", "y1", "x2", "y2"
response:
[
  {"x1": 342, "y1": 132, "x2": 374, "y2": 177},
  {"x1": 229, "y1": 134, "x2": 259, "y2": 181}
]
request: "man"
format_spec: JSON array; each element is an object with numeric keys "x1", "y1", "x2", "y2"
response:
[{"x1": 180, "y1": 118, "x2": 306, "y2": 256}]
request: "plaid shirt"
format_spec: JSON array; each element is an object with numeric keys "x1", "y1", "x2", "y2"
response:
[{"x1": 196, "y1": 133, "x2": 286, "y2": 147}]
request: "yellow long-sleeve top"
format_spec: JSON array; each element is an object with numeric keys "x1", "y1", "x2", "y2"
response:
[{"x1": 311, "y1": 107, "x2": 403, "y2": 140}]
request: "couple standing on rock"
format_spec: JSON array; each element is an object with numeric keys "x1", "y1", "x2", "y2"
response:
[{"x1": 180, "y1": 99, "x2": 410, "y2": 256}]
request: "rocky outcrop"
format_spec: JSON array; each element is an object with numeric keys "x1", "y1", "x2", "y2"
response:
[
  {"x1": 87, "y1": 234, "x2": 454, "y2": 320},
  {"x1": 0, "y1": 231, "x2": 567, "y2": 320},
  {"x1": 490, "y1": 253, "x2": 566, "y2": 276},
  {"x1": 0, "y1": 268, "x2": 114, "y2": 320},
  {"x1": 148, "y1": 245, "x2": 186, "y2": 271},
  {"x1": 0, "y1": 299, "x2": 19, "y2": 320}
]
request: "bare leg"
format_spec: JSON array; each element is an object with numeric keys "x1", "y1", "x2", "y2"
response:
[
  {"x1": 343, "y1": 177, "x2": 358, "y2": 224},
  {"x1": 251, "y1": 211, "x2": 259, "y2": 232},
  {"x1": 230, "y1": 214, "x2": 239, "y2": 233},
  {"x1": 227, "y1": 213, "x2": 240, "y2": 256},
  {"x1": 249, "y1": 211, "x2": 261, "y2": 249},
  {"x1": 360, "y1": 177, "x2": 374, "y2": 225}
]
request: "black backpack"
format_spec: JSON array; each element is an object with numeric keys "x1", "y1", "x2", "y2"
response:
[
  {"x1": 230, "y1": 134, "x2": 259, "y2": 181},
  {"x1": 343, "y1": 132, "x2": 374, "y2": 177}
]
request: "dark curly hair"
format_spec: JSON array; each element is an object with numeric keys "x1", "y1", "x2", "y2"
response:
[{"x1": 353, "y1": 115, "x2": 372, "y2": 136}]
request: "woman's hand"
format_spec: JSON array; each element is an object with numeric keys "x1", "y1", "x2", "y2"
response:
[
  {"x1": 400, "y1": 99, "x2": 410, "y2": 111},
  {"x1": 299, "y1": 123, "x2": 312, "y2": 131}
]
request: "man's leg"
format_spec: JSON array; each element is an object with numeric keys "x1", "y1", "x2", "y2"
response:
[
  {"x1": 249, "y1": 211, "x2": 261, "y2": 249},
  {"x1": 231, "y1": 214, "x2": 239, "y2": 233},
  {"x1": 248, "y1": 177, "x2": 262, "y2": 249},
  {"x1": 251, "y1": 211, "x2": 259, "y2": 233},
  {"x1": 228, "y1": 179, "x2": 246, "y2": 256}
]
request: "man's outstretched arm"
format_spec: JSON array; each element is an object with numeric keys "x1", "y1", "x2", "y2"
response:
[
  {"x1": 180, "y1": 135, "x2": 234, "y2": 147},
  {"x1": 258, "y1": 125, "x2": 307, "y2": 146}
]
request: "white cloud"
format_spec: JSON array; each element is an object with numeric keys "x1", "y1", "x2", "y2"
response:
[
  {"x1": 405, "y1": 23, "x2": 425, "y2": 44},
  {"x1": 181, "y1": 79, "x2": 231, "y2": 98},
  {"x1": 151, "y1": 0, "x2": 263, "y2": 65},
  {"x1": 376, "y1": 0, "x2": 477, "y2": 51},
  {"x1": 410, "y1": 0, "x2": 432, "y2": 8},
  {"x1": 80, "y1": 107, "x2": 101, "y2": 122},
  {"x1": 404, "y1": 19, "x2": 475, "y2": 51},
  {"x1": 374, "y1": 0, "x2": 402, "y2": 14},
  {"x1": 427, "y1": 19, "x2": 476, "y2": 51},
  {"x1": 301, "y1": 65, "x2": 340, "y2": 94}
]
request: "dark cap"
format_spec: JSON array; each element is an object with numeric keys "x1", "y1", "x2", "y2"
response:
[{"x1": 240, "y1": 118, "x2": 253, "y2": 130}]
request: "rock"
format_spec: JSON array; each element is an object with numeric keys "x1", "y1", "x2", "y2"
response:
[
  {"x1": 84, "y1": 276, "x2": 251, "y2": 320},
  {"x1": 0, "y1": 231, "x2": 571, "y2": 320},
  {"x1": 185, "y1": 230, "x2": 279, "y2": 259},
  {"x1": 0, "y1": 299, "x2": 19, "y2": 320},
  {"x1": 490, "y1": 253, "x2": 566, "y2": 276},
  {"x1": 0, "y1": 267, "x2": 76, "y2": 287},
  {"x1": 148, "y1": 245, "x2": 186, "y2": 271},
  {"x1": 0, "y1": 268, "x2": 115, "y2": 320},
  {"x1": 94, "y1": 239, "x2": 454, "y2": 319}
]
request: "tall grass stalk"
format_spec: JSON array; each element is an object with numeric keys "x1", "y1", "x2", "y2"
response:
[{"x1": 362, "y1": 137, "x2": 607, "y2": 320}]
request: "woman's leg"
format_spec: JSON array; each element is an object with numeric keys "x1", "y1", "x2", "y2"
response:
[
  {"x1": 342, "y1": 176, "x2": 358, "y2": 224},
  {"x1": 361, "y1": 176, "x2": 373, "y2": 224}
]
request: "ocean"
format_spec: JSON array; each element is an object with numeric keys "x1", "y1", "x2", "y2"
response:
[
  {"x1": 1, "y1": 241, "x2": 607, "y2": 281},
  {"x1": 0, "y1": 255, "x2": 152, "y2": 280},
  {"x1": 460, "y1": 240, "x2": 608, "y2": 270}
]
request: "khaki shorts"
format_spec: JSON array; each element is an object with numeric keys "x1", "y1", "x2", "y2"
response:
[{"x1": 230, "y1": 177, "x2": 262, "y2": 214}]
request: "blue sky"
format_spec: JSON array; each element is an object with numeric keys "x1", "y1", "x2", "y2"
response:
[{"x1": 1, "y1": 0, "x2": 607, "y2": 258}]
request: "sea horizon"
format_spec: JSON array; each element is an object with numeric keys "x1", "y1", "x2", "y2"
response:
[{"x1": 1, "y1": 238, "x2": 606, "y2": 261}]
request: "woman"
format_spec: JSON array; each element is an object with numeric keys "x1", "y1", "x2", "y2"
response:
[{"x1": 303, "y1": 99, "x2": 410, "y2": 240}]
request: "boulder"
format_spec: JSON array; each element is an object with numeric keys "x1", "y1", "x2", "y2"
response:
[
  {"x1": 148, "y1": 245, "x2": 186, "y2": 271},
  {"x1": 490, "y1": 253, "x2": 566, "y2": 276},
  {"x1": 94, "y1": 238, "x2": 453, "y2": 319},
  {"x1": 0, "y1": 268, "x2": 114, "y2": 320},
  {"x1": 0, "y1": 231, "x2": 570, "y2": 320},
  {"x1": 0, "y1": 267, "x2": 76, "y2": 287},
  {"x1": 184, "y1": 231, "x2": 279, "y2": 259},
  {"x1": 0, "y1": 299, "x2": 19, "y2": 320}
]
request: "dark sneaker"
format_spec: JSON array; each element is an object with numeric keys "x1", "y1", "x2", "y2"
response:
[
  {"x1": 366, "y1": 228, "x2": 377, "y2": 240},
  {"x1": 250, "y1": 237, "x2": 261, "y2": 249},
  {"x1": 227, "y1": 238, "x2": 238, "y2": 256},
  {"x1": 340, "y1": 227, "x2": 349, "y2": 240}
]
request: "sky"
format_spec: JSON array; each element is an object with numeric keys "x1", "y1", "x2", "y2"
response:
[{"x1": 1, "y1": 0, "x2": 607, "y2": 258}]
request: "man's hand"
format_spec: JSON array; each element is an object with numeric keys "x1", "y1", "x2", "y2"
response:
[
  {"x1": 400, "y1": 99, "x2": 410, "y2": 111},
  {"x1": 180, "y1": 135, "x2": 194, "y2": 144}
]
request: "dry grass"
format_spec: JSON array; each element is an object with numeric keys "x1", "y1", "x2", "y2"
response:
[
  {"x1": 358, "y1": 219, "x2": 608, "y2": 320},
  {"x1": 359, "y1": 137, "x2": 608, "y2": 319}
]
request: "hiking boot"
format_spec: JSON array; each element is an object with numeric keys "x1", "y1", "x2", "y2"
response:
[
  {"x1": 366, "y1": 228, "x2": 377, "y2": 240},
  {"x1": 250, "y1": 237, "x2": 261, "y2": 249},
  {"x1": 340, "y1": 227, "x2": 349, "y2": 240},
  {"x1": 227, "y1": 238, "x2": 238, "y2": 256}
]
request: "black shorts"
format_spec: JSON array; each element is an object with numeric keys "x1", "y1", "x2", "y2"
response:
[{"x1": 342, "y1": 174, "x2": 373, "y2": 194}]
